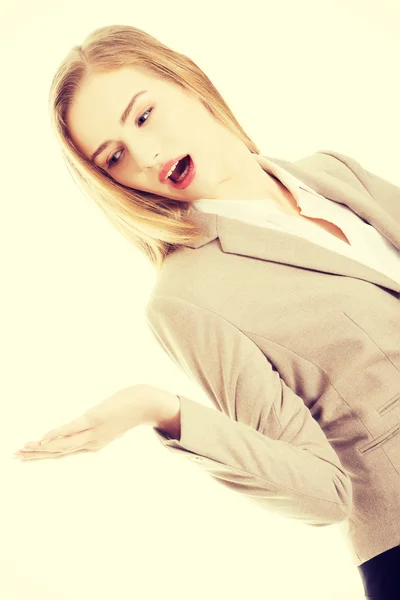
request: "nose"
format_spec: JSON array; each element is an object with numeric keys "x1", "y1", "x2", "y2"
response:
[{"x1": 127, "y1": 140, "x2": 160, "y2": 174}]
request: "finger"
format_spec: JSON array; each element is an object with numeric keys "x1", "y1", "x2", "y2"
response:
[
  {"x1": 41, "y1": 416, "x2": 94, "y2": 443},
  {"x1": 16, "y1": 448, "x2": 91, "y2": 461},
  {"x1": 23, "y1": 440, "x2": 43, "y2": 449},
  {"x1": 39, "y1": 429, "x2": 93, "y2": 452},
  {"x1": 17, "y1": 442, "x2": 81, "y2": 456}
]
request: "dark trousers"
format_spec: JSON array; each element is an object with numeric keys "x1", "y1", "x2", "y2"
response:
[{"x1": 357, "y1": 544, "x2": 400, "y2": 599}]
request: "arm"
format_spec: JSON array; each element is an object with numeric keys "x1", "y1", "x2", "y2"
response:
[
  {"x1": 151, "y1": 388, "x2": 181, "y2": 440},
  {"x1": 146, "y1": 296, "x2": 353, "y2": 526}
]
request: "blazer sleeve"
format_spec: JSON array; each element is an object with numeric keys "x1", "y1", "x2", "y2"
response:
[
  {"x1": 145, "y1": 295, "x2": 353, "y2": 526},
  {"x1": 317, "y1": 149, "x2": 400, "y2": 223}
]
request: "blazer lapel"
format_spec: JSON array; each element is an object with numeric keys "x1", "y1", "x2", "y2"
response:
[{"x1": 181, "y1": 156, "x2": 400, "y2": 295}]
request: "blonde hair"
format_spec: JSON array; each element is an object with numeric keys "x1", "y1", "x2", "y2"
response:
[{"x1": 48, "y1": 24, "x2": 260, "y2": 272}]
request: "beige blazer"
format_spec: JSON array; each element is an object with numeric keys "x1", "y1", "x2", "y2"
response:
[{"x1": 146, "y1": 149, "x2": 400, "y2": 567}]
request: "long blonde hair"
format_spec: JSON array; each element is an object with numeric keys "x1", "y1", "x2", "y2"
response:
[{"x1": 49, "y1": 24, "x2": 260, "y2": 272}]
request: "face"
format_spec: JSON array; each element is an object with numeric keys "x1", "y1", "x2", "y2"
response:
[{"x1": 66, "y1": 65, "x2": 247, "y2": 203}]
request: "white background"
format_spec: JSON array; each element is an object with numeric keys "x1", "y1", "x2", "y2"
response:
[{"x1": 1, "y1": 1, "x2": 399, "y2": 598}]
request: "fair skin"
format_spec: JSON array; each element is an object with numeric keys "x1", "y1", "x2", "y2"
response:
[
  {"x1": 66, "y1": 65, "x2": 295, "y2": 209},
  {"x1": 15, "y1": 385, "x2": 182, "y2": 459},
  {"x1": 15, "y1": 65, "x2": 300, "y2": 460}
]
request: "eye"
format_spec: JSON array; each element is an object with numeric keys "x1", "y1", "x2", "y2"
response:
[
  {"x1": 137, "y1": 106, "x2": 153, "y2": 127},
  {"x1": 106, "y1": 107, "x2": 154, "y2": 169}
]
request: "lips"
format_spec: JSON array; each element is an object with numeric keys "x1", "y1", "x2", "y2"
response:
[{"x1": 159, "y1": 154, "x2": 189, "y2": 184}]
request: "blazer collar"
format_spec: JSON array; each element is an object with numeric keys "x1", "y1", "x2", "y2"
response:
[{"x1": 180, "y1": 154, "x2": 400, "y2": 294}]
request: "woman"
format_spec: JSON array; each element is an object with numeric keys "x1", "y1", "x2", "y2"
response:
[{"x1": 15, "y1": 24, "x2": 399, "y2": 599}]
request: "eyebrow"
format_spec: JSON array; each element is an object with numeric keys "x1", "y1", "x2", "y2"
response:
[{"x1": 90, "y1": 90, "x2": 148, "y2": 165}]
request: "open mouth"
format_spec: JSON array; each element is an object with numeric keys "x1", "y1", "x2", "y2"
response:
[{"x1": 168, "y1": 155, "x2": 191, "y2": 183}]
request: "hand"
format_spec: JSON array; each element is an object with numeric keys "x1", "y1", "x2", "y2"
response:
[{"x1": 14, "y1": 384, "x2": 158, "y2": 461}]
